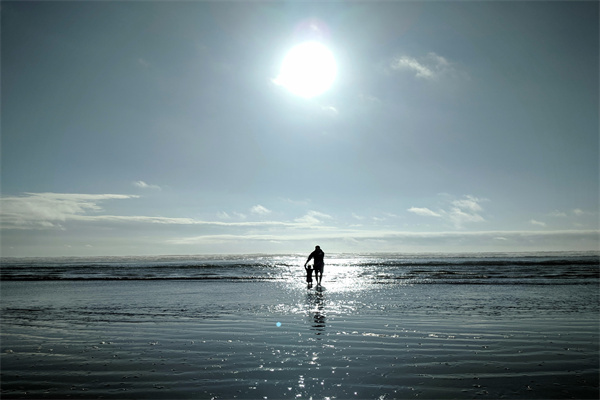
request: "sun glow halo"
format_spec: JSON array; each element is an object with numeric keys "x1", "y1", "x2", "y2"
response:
[{"x1": 274, "y1": 41, "x2": 337, "y2": 98}]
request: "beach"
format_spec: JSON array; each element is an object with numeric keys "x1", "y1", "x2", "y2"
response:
[{"x1": 1, "y1": 254, "x2": 598, "y2": 399}]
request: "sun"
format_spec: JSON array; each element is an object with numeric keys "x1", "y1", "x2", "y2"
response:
[{"x1": 274, "y1": 41, "x2": 337, "y2": 98}]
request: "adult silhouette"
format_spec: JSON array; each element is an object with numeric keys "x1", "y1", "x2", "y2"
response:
[{"x1": 304, "y1": 245, "x2": 325, "y2": 286}]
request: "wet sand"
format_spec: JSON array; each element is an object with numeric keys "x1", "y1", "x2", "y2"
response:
[{"x1": 1, "y1": 280, "x2": 598, "y2": 399}]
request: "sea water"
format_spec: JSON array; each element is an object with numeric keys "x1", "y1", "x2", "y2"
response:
[
  {"x1": 1, "y1": 251, "x2": 598, "y2": 284},
  {"x1": 1, "y1": 252, "x2": 598, "y2": 399}
]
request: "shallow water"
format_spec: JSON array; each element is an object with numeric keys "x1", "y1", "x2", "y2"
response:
[{"x1": 1, "y1": 279, "x2": 598, "y2": 399}]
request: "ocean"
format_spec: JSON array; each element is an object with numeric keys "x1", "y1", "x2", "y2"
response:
[
  {"x1": 1, "y1": 251, "x2": 598, "y2": 284},
  {"x1": 1, "y1": 252, "x2": 598, "y2": 399}
]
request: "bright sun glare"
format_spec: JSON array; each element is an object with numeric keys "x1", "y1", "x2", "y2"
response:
[{"x1": 274, "y1": 41, "x2": 337, "y2": 98}]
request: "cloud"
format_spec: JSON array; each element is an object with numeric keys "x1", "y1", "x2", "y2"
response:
[
  {"x1": 320, "y1": 105, "x2": 339, "y2": 117},
  {"x1": 133, "y1": 181, "x2": 161, "y2": 190},
  {"x1": 446, "y1": 196, "x2": 486, "y2": 228},
  {"x1": 451, "y1": 196, "x2": 483, "y2": 214},
  {"x1": 250, "y1": 205, "x2": 271, "y2": 215},
  {"x1": 295, "y1": 210, "x2": 333, "y2": 225},
  {"x1": 217, "y1": 211, "x2": 231, "y2": 219},
  {"x1": 0, "y1": 193, "x2": 139, "y2": 229},
  {"x1": 530, "y1": 219, "x2": 547, "y2": 227},
  {"x1": 392, "y1": 56, "x2": 435, "y2": 79},
  {"x1": 408, "y1": 207, "x2": 442, "y2": 217},
  {"x1": 3, "y1": 192, "x2": 597, "y2": 254},
  {"x1": 71, "y1": 215, "x2": 292, "y2": 227},
  {"x1": 549, "y1": 210, "x2": 568, "y2": 217},
  {"x1": 166, "y1": 228, "x2": 600, "y2": 252},
  {"x1": 1, "y1": 193, "x2": 292, "y2": 230},
  {"x1": 408, "y1": 195, "x2": 487, "y2": 228},
  {"x1": 390, "y1": 52, "x2": 463, "y2": 81},
  {"x1": 548, "y1": 209, "x2": 596, "y2": 218},
  {"x1": 280, "y1": 197, "x2": 311, "y2": 206},
  {"x1": 359, "y1": 93, "x2": 382, "y2": 104}
]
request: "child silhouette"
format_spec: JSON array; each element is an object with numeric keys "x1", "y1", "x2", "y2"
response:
[{"x1": 304, "y1": 264, "x2": 314, "y2": 288}]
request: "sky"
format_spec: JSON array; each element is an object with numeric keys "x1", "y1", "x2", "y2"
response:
[{"x1": 1, "y1": 1, "x2": 598, "y2": 257}]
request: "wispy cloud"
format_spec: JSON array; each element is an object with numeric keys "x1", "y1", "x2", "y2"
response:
[
  {"x1": 217, "y1": 211, "x2": 231, "y2": 219},
  {"x1": 72, "y1": 215, "x2": 293, "y2": 227},
  {"x1": 133, "y1": 181, "x2": 161, "y2": 190},
  {"x1": 447, "y1": 196, "x2": 486, "y2": 227},
  {"x1": 280, "y1": 197, "x2": 311, "y2": 206},
  {"x1": 548, "y1": 208, "x2": 595, "y2": 218},
  {"x1": 390, "y1": 52, "x2": 464, "y2": 81},
  {"x1": 359, "y1": 93, "x2": 382, "y2": 105},
  {"x1": 295, "y1": 210, "x2": 333, "y2": 225},
  {"x1": 320, "y1": 105, "x2": 339, "y2": 117},
  {"x1": 408, "y1": 195, "x2": 487, "y2": 228},
  {"x1": 549, "y1": 210, "x2": 568, "y2": 217},
  {"x1": 4, "y1": 193, "x2": 597, "y2": 254},
  {"x1": 1, "y1": 193, "x2": 292, "y2": 230},
  {"x1": 0, "y1": 193, "x2": 139, "y2": 229},
  {"x1": 166, "y1": 228, "x2": 600, "y2": 252},
  {"x1": 408, "y1": 207, "x2": 442, "y2": 218},
  {"x1": 251, "y1": 205, "x2": 271, "y2": 215},
  {"x1": 530, "y1": 219, "x2": 547, "y2": 227}
]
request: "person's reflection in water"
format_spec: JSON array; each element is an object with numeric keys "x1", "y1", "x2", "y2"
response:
[{"x1": 307, "y1": 289, "x2": 326, "y2": 337}]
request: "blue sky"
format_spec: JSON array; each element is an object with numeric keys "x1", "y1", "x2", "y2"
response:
[{"x1": 2, "y1": 1, "x2": 598, "y2": 256}]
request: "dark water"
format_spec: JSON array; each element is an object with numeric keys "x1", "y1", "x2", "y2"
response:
[{"x1": 1, "y1": 252, "x2": 598, "y2": 285}]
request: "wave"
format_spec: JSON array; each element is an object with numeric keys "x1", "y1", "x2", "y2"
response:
[{"x1": 1, "y1": 253, "x2": 598, "y2": 284}]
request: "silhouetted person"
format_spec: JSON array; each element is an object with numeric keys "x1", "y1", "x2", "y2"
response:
[
  {"x1": 304, "y1": 264, "x2": 314, "y2": 288},
  {"x1": 304, "y1": 245, "x2": 324, "y2": 286}
]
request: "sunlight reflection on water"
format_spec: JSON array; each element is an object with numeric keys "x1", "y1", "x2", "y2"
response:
[{"x1": 280, "y1": 255, "x2": 380, "y2": 293}]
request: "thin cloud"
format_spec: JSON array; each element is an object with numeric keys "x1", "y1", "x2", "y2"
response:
[
  {"x1": 359, "y1": 93, "x2": 382, "y2": 104},
  {"x1": 446, "y1": 196, "x2": 486, "y2": 228},
  {"x1": 280, "y1": 197, "x2": 311, "y2": 206},
  {"x1": 392, "y1": 56, "x2": 435, "y2": 79},
  {"x1": 0, "y1": 193, "x2": 294, "y2": 230},
  {"x1": 167, "y1": 228, "x2": 599, "y2": 250},
  {"x1": 451, "y1": 196, "x2": 483, "y2": 214},
  {"x1": 233, "y1": 212, "x2": 247, "y2": 219},
  {"x1": 530, "y1": 219, "x2": 547, "y2": 227},
  {"x1": 548, "y1": 208, "x2": 597, "y2": 220},
  {"x1": 295, "y1": 210, "x2": 333, "y2": 225},
  {"x1": 217, "y1": 211, "x2": 231, "y2": 219},
  {"x1": 408, "y1": 207, "x2": 442, "y2": 217},
  {"x1": 70, "y1": 215, "x2": 294, "y2": 227},
  {"x1": 0, "y1": 192, "x2": 139, "y2": 229},
  {"x1": 320, "y1": 105, "x2": 339, "y2": 117},
  {"x1": 251, "y1": 205, "x2": 271, "y2": 215},
  {"x1": 390, "y1": 52, "x2": 464, "y2": 81},
  {"x1": 549, "y1": 210, "x2": 568, "y2": 217},
  {"x1": 408, "y1": 195, "x2": 487, "y2": 229},
  {"x1": 133, "y1": 181, "x2": 161, "y2": 190}
]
